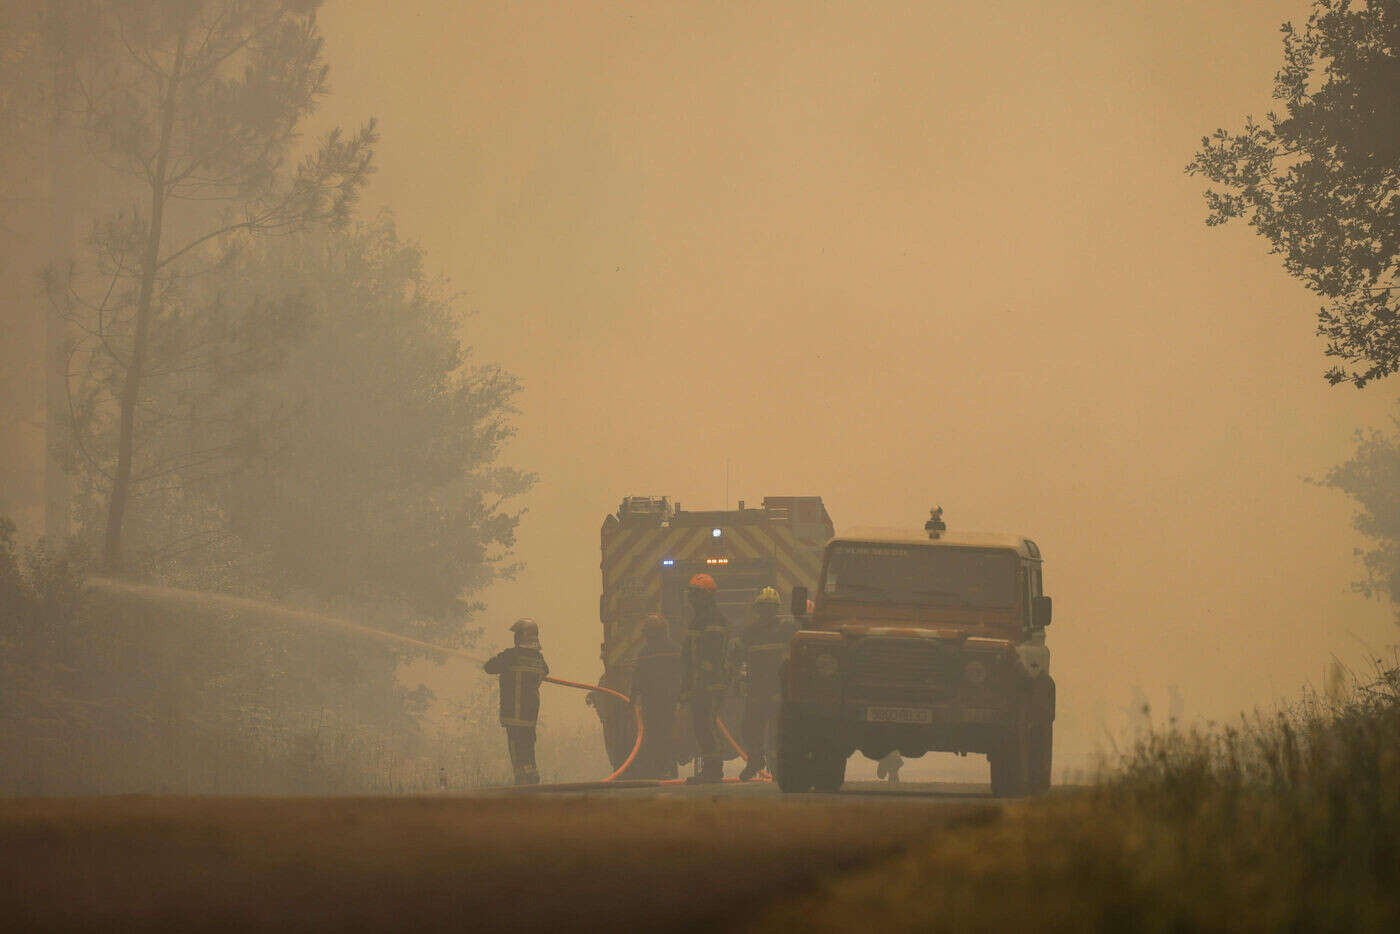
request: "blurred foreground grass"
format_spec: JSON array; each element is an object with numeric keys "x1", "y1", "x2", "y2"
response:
[{"x1": 757, "y1": 663, "x2": 1400, "y2": 933}]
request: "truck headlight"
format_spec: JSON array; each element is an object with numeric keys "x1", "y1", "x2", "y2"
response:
[
  {"x1": 964, "y1": 660, "x2": 987, "y2": 685},
  {"x1": 814, "y1": 653, "x2": 839, "y2": 678}
]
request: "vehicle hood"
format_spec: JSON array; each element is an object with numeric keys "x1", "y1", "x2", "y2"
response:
[{"x1": 801, "y1": 612, "x2": 1050, "y2": 679}]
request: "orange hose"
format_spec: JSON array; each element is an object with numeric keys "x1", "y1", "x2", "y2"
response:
[
  {"x1": 716, "y1": 716, "x2": 773, "y2": 782},
  {"x1": 543, "y1": 676, "x2": 644, "y2": 783},
  {"x1": 716, "y1": 716, "x2": 747, "y2": 759},
  {"x1": 606, "y1": 704, "x2": 645, "y2": 782},
  {"x1": 544, "y1": 675, "x2": 627, "y2": 702}
]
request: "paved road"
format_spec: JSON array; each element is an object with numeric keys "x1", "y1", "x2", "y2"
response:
[
  {"x1": 506, "y1": 777, "x2": 996, "y2": 802},
  {"x1": 2, "y1": 782, "x2": 1001, "y2": 932}
]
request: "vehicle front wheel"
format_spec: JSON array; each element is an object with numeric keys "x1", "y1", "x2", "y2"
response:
[
  {"x1": 776, "y1": 705, "x2": 822, "y2": 793},
  {"x1": 989, "y1": 715, "x2": 1032, "y2": 798},
  {"x1": 1028, "y1": 717, "x2": 1053, "y2": 794},
  {"x1": 811, "y1": 748, "x2": 847, "y2": 793}
]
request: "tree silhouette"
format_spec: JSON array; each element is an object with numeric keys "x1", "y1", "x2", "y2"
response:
[
  {"x1": 65, "y1": 0, "x2": 375, "y2": 568},
  {"x1": 1188, "y1": 0, "x2": 1400, "y2": 387},
  {"x1": 1324, "y1": 418, "x2": 1400, "y2": 624},
  {"x1": 88, "y1": 218, "x2": 535, "y2": 627}
]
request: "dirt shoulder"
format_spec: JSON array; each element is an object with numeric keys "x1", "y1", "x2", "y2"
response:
[{"x1": 1, "y1": 787, "x2": 995, "y2": 932}]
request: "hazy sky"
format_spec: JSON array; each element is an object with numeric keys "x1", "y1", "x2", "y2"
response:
[{"x1": 314, "y1": 0, "x2": 1398, "y2": 767}]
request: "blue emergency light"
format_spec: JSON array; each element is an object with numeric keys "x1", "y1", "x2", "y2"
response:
[{"x1": 662, "y1": 559, "x2": 675, "y2": 566}]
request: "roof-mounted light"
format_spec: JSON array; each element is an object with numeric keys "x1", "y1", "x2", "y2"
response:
[{"x1": 925, "y1": 506, "x2": 946, "y2": 540}]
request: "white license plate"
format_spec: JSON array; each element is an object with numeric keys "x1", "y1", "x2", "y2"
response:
[{"x1": 865, "y1": 706, "x2": 934, "y2": 724}]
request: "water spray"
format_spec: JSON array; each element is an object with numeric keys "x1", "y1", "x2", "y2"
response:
[{"x1": 86, "y1": 577, "x2": 762, "y2": 787}]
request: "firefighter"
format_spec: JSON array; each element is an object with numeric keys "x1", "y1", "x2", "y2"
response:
[
  {"x1": 631, "y1": 613, "x2": 682, "y2": 779},
  {"x1": 483, "y1": 618, "x2": 549, "y2": 785},
  {"x1": 737, "y1": 586, "x2": 793, "y2": 781},
  {"x1": 680, "y1": 573, "x2": 729, "y2": 783}
]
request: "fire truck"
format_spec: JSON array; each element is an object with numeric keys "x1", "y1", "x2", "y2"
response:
[{"x1": 594, "y1": 495, "x2": 834, "y2": 769}]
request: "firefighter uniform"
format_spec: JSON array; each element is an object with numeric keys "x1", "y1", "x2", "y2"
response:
[
  {"x1": 681, "y1": 574, "x2": 730, "y2": 783},
  {"x1": 483, "y1": 619, "x2": 549, "y2": 785},
  {"x1": 631, "y1": 614, "x2": 682, "y2": 779},
  {"x1": 737, "y1": 588, "x2": 794, "y2": 780}
]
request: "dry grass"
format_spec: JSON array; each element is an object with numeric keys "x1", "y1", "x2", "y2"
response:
[{"x1": 755, "y1": 665, "x2": 1400, "y2": 933}]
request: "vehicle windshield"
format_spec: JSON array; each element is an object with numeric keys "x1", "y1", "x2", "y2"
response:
[{"x1": 822, "y1": 544, "x2": 1017, "y2": 608}]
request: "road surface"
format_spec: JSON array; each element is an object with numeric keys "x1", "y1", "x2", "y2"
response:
[{"x1": 2, "y1": 781, "x2": 1001, "y2": 932}]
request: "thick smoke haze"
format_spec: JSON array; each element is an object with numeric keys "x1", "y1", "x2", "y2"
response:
[
  {"x1": 2, "y1": 0, "x2": 1397, "y2": 781},
  {"x1": 8, "y1": 5, "x2": 1400, "y2": 929},
  {"x1": 310, "y1": 0, "x2": 1398, "y2": 770}
]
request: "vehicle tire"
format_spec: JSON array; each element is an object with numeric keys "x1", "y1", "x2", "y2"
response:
[
  {"x1": 987, "y1": 748, "x2": 1012, "y2": 797},
  {"x1": 811, "y1": 748, "x2": 847, "y2": 793},
  {"x1": 1028, "y1": 717, "x2": 1053, "y2": 794},
  {"x1": 601, "y1": 699, "x2": 636, "y2": 771},
  {"x1": 776, "y1": 705, "x2": 815, "y2": 793},
  {"x1": 989, "y1": 714, "x2": 1031, "y2": 798}
]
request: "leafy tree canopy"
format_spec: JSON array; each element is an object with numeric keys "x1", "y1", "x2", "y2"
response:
[
  {"x1": 74, "y1": 217, "x2": 535, "y2": 635},
  {"x1": 1188, "y1": 0, "x2": 1400, "y2": 386}
]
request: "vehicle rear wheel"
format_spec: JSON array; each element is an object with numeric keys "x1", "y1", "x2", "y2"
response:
[{"x1": 600, "y1": 696, "x2": 636, "y2": 771}]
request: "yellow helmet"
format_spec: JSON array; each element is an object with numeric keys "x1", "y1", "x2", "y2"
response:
[{"x1": 754, "y1": 587, "x2": 781, "y2": 607}]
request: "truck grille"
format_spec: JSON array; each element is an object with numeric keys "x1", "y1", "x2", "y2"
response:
[{"x1": 848, "y1": 639, "x2": 964, "y2": 704}]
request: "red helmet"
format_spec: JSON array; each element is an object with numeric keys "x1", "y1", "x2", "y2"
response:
[{"x1": 688, "y1": 573, "x2": 717, "y2": 591}]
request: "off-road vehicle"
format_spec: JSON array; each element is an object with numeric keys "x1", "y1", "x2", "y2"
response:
[{"x1": 778, "y1": 509, "x2": 1054, "y2": 796}]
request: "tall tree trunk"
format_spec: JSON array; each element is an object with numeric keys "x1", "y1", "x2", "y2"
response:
[
  {"x1": 43, "y1": 203, "x2": 73, "y2": 544},
  {"x1": 103, "y1": 34, "x2": 185, "y2": 571},
  {"x1": 44, "y1": 59, "x2": 76, "y2": 546}
]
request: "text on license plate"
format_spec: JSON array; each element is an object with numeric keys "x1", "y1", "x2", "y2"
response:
[{"x1": 865, "y1": 706, "x2": 933, "y2": 724}]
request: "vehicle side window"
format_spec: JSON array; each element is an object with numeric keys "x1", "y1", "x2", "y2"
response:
[
  {"x1": 1021, "y1": 564, "x2": 1043, "y2": 626},
  {"x1": 1026, "y1": 566, "x2": 1044, "y2": 629}
]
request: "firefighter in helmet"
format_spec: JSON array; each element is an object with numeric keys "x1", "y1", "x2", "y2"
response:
[
  {"x1": 737, "y1": 586, "x2": 794, "y2": 781},
  {"x1": 631, "y1": 613, "x2": 682, "y2": 779},
  {"x1": 680, "y1": 573, "x2": 729, "y2": 783},
  {"x1": 483, "y1": 618, "x2": 549, "y2": 785}
]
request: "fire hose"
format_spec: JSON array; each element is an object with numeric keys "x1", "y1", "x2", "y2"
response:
[
  {"x1": 544, "y1": 675, "x2": 770, "y2": 784},
  {"x1": 542, "y1": 676, "x2": 644, "y2": 782}
]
